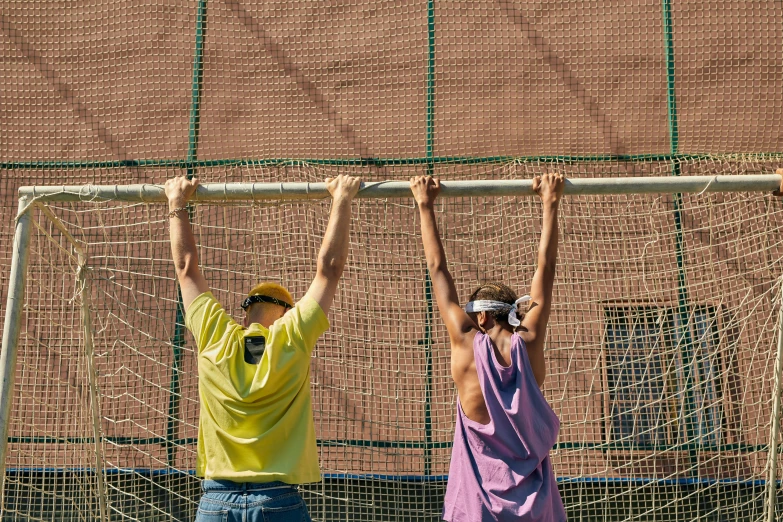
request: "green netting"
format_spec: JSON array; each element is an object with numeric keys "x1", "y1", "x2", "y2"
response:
[{"x1": 1, "y1": 1, "x2": 783, "y2": 521}]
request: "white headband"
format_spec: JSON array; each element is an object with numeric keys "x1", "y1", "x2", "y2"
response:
[{"x1": 464, "y1": 295, "x2": 531, "y2": 327}]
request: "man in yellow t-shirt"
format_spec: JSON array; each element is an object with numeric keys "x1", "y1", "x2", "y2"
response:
[{"x1": 165, "y1": 174, "x2": 361, "y2": 522}]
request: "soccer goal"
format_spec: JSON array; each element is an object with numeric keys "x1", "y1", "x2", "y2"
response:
[{"x1": 2, "y1": 169, "x2": 783, "y2": 522}]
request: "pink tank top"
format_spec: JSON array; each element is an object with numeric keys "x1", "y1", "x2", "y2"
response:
[{"x1": 442, "y1": 332, "x2": 566, "y2": 522}]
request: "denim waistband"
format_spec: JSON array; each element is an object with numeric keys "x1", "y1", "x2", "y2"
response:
[{"x1": 201, "y1": 480, "x2": 298, "y2": 493}]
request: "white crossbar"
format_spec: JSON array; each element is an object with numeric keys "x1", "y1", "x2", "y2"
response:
[{"x1": 17, "y1": 174, "x2": 782, "y2": 203}]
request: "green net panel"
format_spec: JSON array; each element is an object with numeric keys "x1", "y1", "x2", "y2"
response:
[{"x1": 1, "y1": 1, "x2": 783, "y2": 521}]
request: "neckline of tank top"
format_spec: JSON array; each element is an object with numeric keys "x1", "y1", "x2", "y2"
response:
[{"x1": 484, "y1": 331, "x2": 519, "y2": 371}]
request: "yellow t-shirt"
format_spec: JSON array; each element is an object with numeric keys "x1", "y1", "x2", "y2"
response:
[{"x1": 185, "y1": 291, "x2": 329, "y2": 483}]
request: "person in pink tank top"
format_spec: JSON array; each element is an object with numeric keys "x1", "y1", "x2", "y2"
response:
[{"x1": 410, "y1": 173, "x2": 567, "y2": 522}]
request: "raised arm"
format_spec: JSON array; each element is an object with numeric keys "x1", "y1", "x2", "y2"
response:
[
  {"x1": 166, "y1": 176, "x2": 210, "y2": 312},
  {"x1": 303, "y1": 174, "x2": 361, "y2": 316},
  {"x1": 519, "y1": 172, "x2": 564, "y2": 386},
  {"x1": 411, "y1": 176, "x2": 476, "y2": 344}
]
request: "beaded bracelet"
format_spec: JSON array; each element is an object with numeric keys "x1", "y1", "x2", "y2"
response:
[{"x1": 167, "y1": 206, "x2": 188, "y2": 218}]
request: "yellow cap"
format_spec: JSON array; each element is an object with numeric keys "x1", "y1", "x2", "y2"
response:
[{"x1": 246, "y1": 282, "x2": 294, "y2": 309}]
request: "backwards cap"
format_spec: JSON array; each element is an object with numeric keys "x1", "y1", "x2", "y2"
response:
[{"x1": 242, "y1": 282, "x2": 294, "y2": 311}]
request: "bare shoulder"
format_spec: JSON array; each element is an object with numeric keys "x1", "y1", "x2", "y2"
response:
[{"x1": 517, "y1": 328, "x2": 535, "y2": 347}]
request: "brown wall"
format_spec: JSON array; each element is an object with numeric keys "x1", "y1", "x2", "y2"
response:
[{"x1": 1, "y1": 1, "x2": 783, "y2": 519}]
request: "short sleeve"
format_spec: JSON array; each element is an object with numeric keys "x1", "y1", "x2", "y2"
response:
[
  {"x1": 185, "y1": 291, "x2": 238, "y2": 354},
  {"x1": 273, "y1": 296, "x2": 330, "y2": 355}
]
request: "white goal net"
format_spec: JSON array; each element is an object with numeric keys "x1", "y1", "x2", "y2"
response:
[{"x1": 1, "y1": 162, "x2": 783, "y2": 521}]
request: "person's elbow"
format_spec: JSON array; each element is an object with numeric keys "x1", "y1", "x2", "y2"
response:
[
  {"x1": 426, "y1": 256, "x2": 447, "y2": 275},
  {"x1": 174, "y1": 255, "x2": 199, "y2": 281},
  {"x1": 317, "y1": 253, "x2": 346, "y2": 280},
  {"x1": 536, "y1": 256, "x2": 557, "y2": 279}
]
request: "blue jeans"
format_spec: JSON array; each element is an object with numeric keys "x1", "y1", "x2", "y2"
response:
[{"x1": 195, "y1": 480, "x2": 312, "y2": 522}]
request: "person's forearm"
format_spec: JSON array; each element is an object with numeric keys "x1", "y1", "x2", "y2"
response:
[
  {"x1": 317, "y1": 197, "x2": 352, "y2": 277},
  {"x1": 169, "y1": 207, "x2": 199, "y2": 277},
  {"x1": 418, "y1": 202, "x2": 468, "y2": 337},
  {"x1": 418, "y1": 203, "x2": 459, "y2": 303},
  {"x1": 418, "y1": 204, "x2": 449, "y2": 272},
  {"x1": 538, "y1": 200, "x2": 560, "y2": 272}
]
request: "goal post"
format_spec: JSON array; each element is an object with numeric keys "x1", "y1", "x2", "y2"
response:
[
  {"x1": 0, "y1": 197, "x2": 33, "y2": 512},
  {"x1": 14, "y1": 174, "x2": 783, "y2": 203},
  {"x1": 2, "y1": 172, "x2": 783, "y2": 521}
]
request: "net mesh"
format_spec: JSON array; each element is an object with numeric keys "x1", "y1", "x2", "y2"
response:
[
  {"x1": 3, "y1": 160, "x2": 783, "y2": 522},
  {"x1": 1, "y1": 0, "x2": 783, "y2": 521}
]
